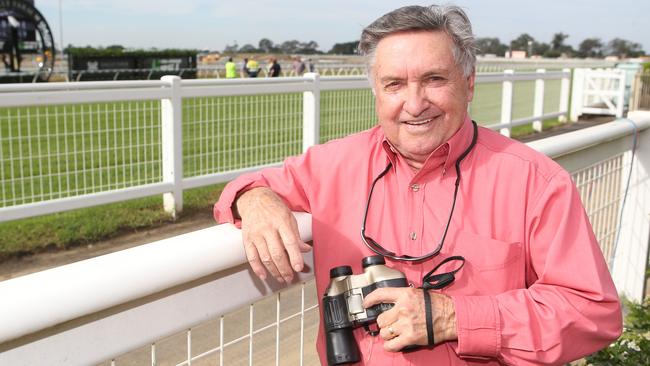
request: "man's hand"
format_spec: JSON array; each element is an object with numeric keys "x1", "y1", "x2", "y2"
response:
[
  {"x1": 235, "y1": 187, "x2": 312, "y2": 283},
  {"x1": 363, "y1": 287, "x2": 457, "y2": 352}
]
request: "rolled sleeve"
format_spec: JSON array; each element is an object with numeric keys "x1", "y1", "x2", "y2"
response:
[
  {"x1": 213, "y1": 177, "x2": 269, "y2": 227},
  {"x1": 213, "y1": 150, "x2": 316, "y2": 228},
  {"x1": 452, "y1": 294, "x2": 501, "y2": 359}
]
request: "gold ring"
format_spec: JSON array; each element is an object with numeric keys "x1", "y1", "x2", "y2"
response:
[{"x1": 388, "y1": 326, "x2": 395, "y2": 336}]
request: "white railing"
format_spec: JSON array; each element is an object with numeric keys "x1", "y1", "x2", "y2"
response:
[
  {"x1": 570, "y1": 68, "x2": 627, "y2": 120},
  {"x1": 1, "y1": 113, "x2": 648, "y2": 365},
  {"x1": 0, "y1": 70, "x2": 571, "y2": 222}
]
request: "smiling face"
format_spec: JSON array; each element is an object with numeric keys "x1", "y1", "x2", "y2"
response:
[{"x1": 372, "y1": 30, "x2": 475, "y2": 170}]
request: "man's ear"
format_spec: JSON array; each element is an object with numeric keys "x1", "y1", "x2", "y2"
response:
[{"x1": 466, "y1": 72, "x2": 476, "y2": 102}]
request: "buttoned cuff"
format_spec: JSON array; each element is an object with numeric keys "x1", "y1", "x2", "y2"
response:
[
  {"x1": 451, "y1": 295, "x2": 501, "y2": 359},
  {"x1": 213, "y1": 181, "x2": 269, "y2": 228}
]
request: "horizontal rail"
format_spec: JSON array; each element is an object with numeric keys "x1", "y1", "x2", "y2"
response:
[
  {"x1": 486, "y1": 111, "x2": 567, "y2": 130},
  {"x1": 0, "y1": 212, "x2": 313, "y2": 346},
  {"x1": 0, "y1": 182, "x2": 173, "y2": 222},
  {"x1": 476, "y1": 70, "x2": 570, "y2": 83},
  {"x1": 527, "y1": 112, "x2": 650, "y2": 160},
  {"x1": 0, "y1": 88, "x2": 170, "y2": 107},
  {"x1": 182, "y1": 163, "x2": 283, "y2": 190},
  {"x1": 0, "y1": 71, "x2": 568, "y2": 108},
  {"x1": 320, "y1": 77, "x2": 371, "y2": 91},
  {"x1": 0, "y1": 80, "x2": 167, "y2": 92},
  {"x1": 180, "y1": 81, "x2": 310, "y2": 98}
]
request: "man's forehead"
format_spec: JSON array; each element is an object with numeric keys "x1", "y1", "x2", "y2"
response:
[{"x1": 372, "y1": 31, "x2": 457, "y2": 77}]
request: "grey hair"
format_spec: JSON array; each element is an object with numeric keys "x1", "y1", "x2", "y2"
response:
[{"x1": 358, "y1": 4, "x2": 476, "y2": 77}]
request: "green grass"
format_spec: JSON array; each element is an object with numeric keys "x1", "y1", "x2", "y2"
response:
[
  {"x1": 0, "y1": 183, "x2": 225, "y2": 260},
  {"x1": 0, "y1": 83, "x2": 564, "y2": 258}
]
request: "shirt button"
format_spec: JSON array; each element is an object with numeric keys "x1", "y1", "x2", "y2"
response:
[
  {"x1": 410, "y1": 184, "x2": 420, "y2": 192},
  {"x1": 409, "y1": 232, "x2": 417, "y2": 240}
]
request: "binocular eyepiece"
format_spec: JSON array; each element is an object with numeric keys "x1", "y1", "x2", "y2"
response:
[{"x1": 323, "y1": 255, "x2": 408, "y2": 365}]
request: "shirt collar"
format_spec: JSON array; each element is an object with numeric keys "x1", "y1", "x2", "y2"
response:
[{"x1": 380, "y1": 115, "x2": 474, "y2": 175}]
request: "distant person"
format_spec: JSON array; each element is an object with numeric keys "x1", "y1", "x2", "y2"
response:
[
  {"x1": 246, "y1": 58, "x2": 260, "y2": 77},
  {"x1": 305, "y1": 58, "x2": 315, "y2": 73},
  {"x1": 225, "y1": 57, "x2": 237, "y2": 78},
  {"x1": 241, "y1": 58, "x2": 249, "y2": 78},
  {"x1": 292, "y1": 57, "x2": 305, "y2": 76},
  {"x1": 268, "y1": 57, "x2": 281, "y2": 77}
]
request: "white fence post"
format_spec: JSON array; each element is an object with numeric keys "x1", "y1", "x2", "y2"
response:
[
  {"x1": 161, "y1": 75, "x2": 183, "y2": 218},
  {"x1": 558, "y1": 68, "x2": 571, "y2": 123},
  {"x1": 611, "y1": 111, "x2": 650, "y2": 302},
  {"x1": 500, "y1": 69, "x2": 514, "y2": 137},
  {"x1": 533, "y1": 69, "x2": 545, "y2": 132},
  {"x1": 616, "y1": 70, "x2": 626, "y2": 118},
  {"x1": 303, "y1": 72, "x2": 320, "y2": 152},
  {"x1": 570, "y1": 68, "x2": 586, "y2": 121}
]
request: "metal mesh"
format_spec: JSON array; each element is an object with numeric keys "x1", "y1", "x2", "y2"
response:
[
  {"x1": 320, "y1": 89, "x2": 376, "y2": 143},
  {"x1": 182, "y1": 94, "x2": 303, "y2": 178},
  {"x1": 0, "y1": 101, "x2": 162, "y2": 207},
  {"x1": 101, "y1": 280, "x2": 320, "y2": 366},
  {"x1": 571, "y1": 153, "x2": 626, "y2": 263}
]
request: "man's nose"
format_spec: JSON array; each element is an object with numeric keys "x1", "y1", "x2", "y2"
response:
[{"x1": 403, "y1": 84, "x2": 429, "y2": 117}]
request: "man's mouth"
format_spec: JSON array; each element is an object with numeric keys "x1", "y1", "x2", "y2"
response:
[{"x1": 403, "y1": 117, "x2": 435, "y2": 126}]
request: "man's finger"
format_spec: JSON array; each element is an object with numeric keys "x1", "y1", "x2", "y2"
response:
[
  {"x1": 254, "y1": 237, "x2": 285, "y2": 283},
  {"x1": 379, "y1": 323, "x2": 399, "y2": 341},
  {"x1": 363, "y1": 287, "x2": 404, "y2": 308},
  {"x1": 243, "y1": 240, "x2": 267, "y2": 280},
  {"x1": 383, "y1": 335, "x2": 409, "y2": 353},
  {"x1": 299, "y1": 241, "x2": 312, "y2": 253},
  {"x1": 278, "y1": 223, "x2": 308, "y2": 272},
  {"x1": 263, "y1": 230, "x2": 294, "y2": 283}
]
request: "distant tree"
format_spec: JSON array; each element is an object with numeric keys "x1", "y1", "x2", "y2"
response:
[
  {"x1": 328, "y1": 41, "x2": 359, "y2": 55},
  {"x1": 238, "y1": 44, "x2": 258, "y2": 53},
  {"x1": 547, "y1": 32, "x2": 574, "y2": 57},
  {"x1": 106, "y1": 44, "x2": 125, "y2": 53},
  {"x1": 534, "y1": 42, "x2": 552, "y2": 56},
  {"x1": 298, "y1": 40, "x2": 320, "y2": 54},
  {"x1": 277, "y1": 40, "x2": 298, "y2": 54},
  {"x1": 223, "y1": 41, "x2": 239, "y2": 54},
  {"x1": 551, "y1": 32, "x2": 569, "y2": 51},
  {"x1": 510, "y1": 34, "x2": 556, "y2": 56},
  {"x1": 578, "y1": 38, "x2": 603, "y2": 58},
  {"x1": 258, "y1": 38, "x2": 275, "y2": 53},
  {"x1": 606, "y1": 38, "x2": 645, "y2": 58},
  {"x1": 510, "y1": 33, "x2": 536, "y2": 53},
  {"x1": 475, "y1": 37, "x2": 508, "y2": 56}
]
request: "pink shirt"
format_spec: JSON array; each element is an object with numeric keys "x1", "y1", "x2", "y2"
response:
[{"x1": 214, "y1": 117, "x2": 622, "y2": 365}]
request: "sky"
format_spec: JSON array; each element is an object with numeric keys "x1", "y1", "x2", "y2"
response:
[{"x1": 33, "y1": 0, "x2": 650, "y2": 54}]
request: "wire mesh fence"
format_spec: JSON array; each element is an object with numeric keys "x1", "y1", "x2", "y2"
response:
[
  {"x1": 0, "y1": 71, "x2": 570, "y2": 220},
  {"x1": 571, "y1": 153, "x2": 626, "y2": 263},
  {"x1": 320, "y1": 89, "x2": 376, "y2": 143},
  {"x1": 99, "y1": 280, "x2": 320, "y2": 366},
  {"x1": 182, "y1": 93, "x2": 303, "y2": 178},
  {"x1": 0, "y1": 101, "x2": 162, "y2": 208}
]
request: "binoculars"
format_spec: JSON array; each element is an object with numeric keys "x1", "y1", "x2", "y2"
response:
[{"x1": 322, "y1": 255, "x2": 408, "y2": 365}]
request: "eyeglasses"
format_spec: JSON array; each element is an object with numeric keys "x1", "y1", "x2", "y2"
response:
[{"x1": 360, "y1": 121, "x2": 478, "y2": 262}]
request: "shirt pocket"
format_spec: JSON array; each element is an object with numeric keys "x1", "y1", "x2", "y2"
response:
[{"x1": 443, "y1": 230, "x2": 525, "y2": 295}]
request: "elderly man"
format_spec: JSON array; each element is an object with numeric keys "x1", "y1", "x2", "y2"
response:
[{"x1": 214, "y1": 4, "x2": 622, "y2": 365}]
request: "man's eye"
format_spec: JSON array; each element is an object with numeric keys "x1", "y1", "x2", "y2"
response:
[
  {"x1": 426, "y1": 76, "x2": 444, "y2": 83},
  {"x1": 383, "y1": 82, "x2": 401, "y2": 90}
]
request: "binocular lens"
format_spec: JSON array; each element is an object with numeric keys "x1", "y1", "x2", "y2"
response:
[{"x1": 326, "y1": 328, "x2": 360, "y2": 365}]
